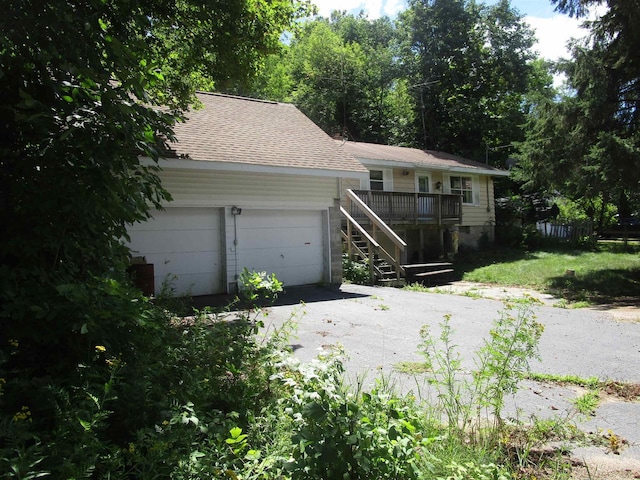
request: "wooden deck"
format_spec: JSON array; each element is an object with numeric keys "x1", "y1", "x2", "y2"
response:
[{"x1": 347, "y1": 190, "x2": 462, "y2": 226}]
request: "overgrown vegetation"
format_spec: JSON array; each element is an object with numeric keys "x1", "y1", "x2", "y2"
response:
[
  {"x1": 239, "y1": 268, "x2": 284, "y2": 306},
  {"x1": 2, "y1": 279, "x2": 580, "y2": 478},
  {"x1": 342, "y1": 254, "x2": 372, "y2": 285},
  {"x1": 0, "y1": 2, "x2": 304, "y2": 477},
  {"x1": 527, "y1": 372, "x2": 640, "y2": 402},
  {"x1": 410, "y1": 302, "x2": 544, "y2": 430},
  {"x1": 454, "y1": 243, "x2": 640, "y2": 304}
]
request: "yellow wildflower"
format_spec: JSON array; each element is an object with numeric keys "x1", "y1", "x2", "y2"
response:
[
  {"x1": 13, "y1": 406, "x2": 32, "y2": 422},
  {"x1": 95, "y1": 345, "x2": 106, "y2": 353}
]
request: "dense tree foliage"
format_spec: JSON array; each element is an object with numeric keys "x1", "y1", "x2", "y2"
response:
[
  {"x1": 516, "y1": 0, "x2": 640, "y2": 226},
  {"x1": 399, "y1": 0, "x2": 537, "y2": 162},
  {"x1": 0, "y1": 0, "x2": 301, "y2": 354},
  {"x1": 248, "y1": 13, "x2": 416, "y2": 145},
  {"x1": 0, "y1": 0, "x2": 303, "y2": 472},
  {"x1": 248, "y1": 1, "x2": 539, "y2": 163}
]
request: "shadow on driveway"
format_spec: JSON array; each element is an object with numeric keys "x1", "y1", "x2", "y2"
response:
[{"x1": 191, "y1": 284, "x2": 370, "y2": 311}]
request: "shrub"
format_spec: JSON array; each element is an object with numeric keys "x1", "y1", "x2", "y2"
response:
[
  {"x1": 342, "y1": 254, "x2": 371, "y2": 285},
  {"x1": 0, "y1": 275, "x2": 291, "y2": 478},
  {"x1": 238, "y1": 268, "x2": 284, "y2": 305},
  {"x1": 273, "y1": 352, "x2": 435, "y2": 479}
]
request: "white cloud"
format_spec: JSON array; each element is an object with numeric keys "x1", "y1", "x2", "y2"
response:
[
  {"x1": 525, "y1": 14, "x2": 589, "y2": 61},
  {"x1": 382, "y1": 0, "x2": 406, "y2": 17},
  {"x1": 312, "y1": 0, "x2": 369, "y2": 17},
  {"x1": 364, "y1": 0, "x2": 383, "y2": 19},
  {"x1": 311, "y1": 0, "x2": 406, "y2": 20},
  {"x1": 525, "y1": 4, "x2": 608, "y2": 61}
]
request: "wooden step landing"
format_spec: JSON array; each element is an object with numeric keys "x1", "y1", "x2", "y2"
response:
[
  {"x1": 412, "y1": 269, "x2": 454, "y2": 286},
  {"x1": 414, "y1": 269, "x2": 454, "y2": 278},
  {"x1": 401, "y1": 262, "x2": 453, "y2": 269}
]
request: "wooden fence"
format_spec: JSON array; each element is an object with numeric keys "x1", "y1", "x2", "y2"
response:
[{"x1": 536, "y1": 221, "x2": 593, "y2": 241}]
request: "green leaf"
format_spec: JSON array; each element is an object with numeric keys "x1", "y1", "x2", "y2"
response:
[
  {"x1": 79, "y1": 418, "x2": 92, "y2": 431},
  {"x1": 245, "y1": 449, "x2": 261, "y2": 460}
]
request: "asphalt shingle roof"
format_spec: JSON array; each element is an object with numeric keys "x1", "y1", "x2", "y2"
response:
[
  {"x1": 164, "y1": 92, "x2": 367, "y2": 174},
  {"x1": 336, "y1": 140, "x2": 510, "y2": 175}
]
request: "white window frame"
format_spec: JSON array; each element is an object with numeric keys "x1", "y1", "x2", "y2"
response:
[
  {"x1": 443, "y1": 174, "x2": 480, "y2": 205},
  {"x1": 361, "y1": 168, "x2": 393, "y2": 191}
]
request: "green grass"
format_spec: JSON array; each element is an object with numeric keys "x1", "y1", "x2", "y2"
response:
[
  {"x1": 528, "y1": 372, "x2": 640, "y2": 401},
  {"x1": 455, "y1": 243, "x2": 640, "y2": 304},
  {"x1": 527, "y1": 372, "x2": 601, "y2": 389},
  {"x1": 573, "y1": 390, "x2": 600, "y2": 416},
  {"x1": 393, "y1": 360, "x2": 431, "y2": 374}
]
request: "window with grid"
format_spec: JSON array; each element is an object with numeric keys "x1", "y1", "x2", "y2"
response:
[{"x1": 450, "y1": 176, "x2": 473, "y2": 204}]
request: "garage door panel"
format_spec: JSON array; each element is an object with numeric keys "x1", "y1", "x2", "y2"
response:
[
  {"x1": 238, "y1": 227, "x2": 323, "y2": 249},
  {"x1": 145, "y1": 252, "x2": 220, "y2": 275},
  {"x1": 241, "y1": 245, "x2": 322, "y2": 265},
  {"x1": 140, "y1": 209, "x2": 218, "y2": 230},
  {"x1": 240, "y1": 210, "x2": 318, "y2": 228},
  {"x1": 153, "y1": 272, "x2": 217, "y2": 296},
  {"x1": 128, "y1": 230, "x2": 219, "y2": 254}
]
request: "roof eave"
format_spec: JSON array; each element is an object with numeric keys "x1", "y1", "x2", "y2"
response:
[
  {"x1": 140, "y1": 157, "x2": 369, "y2": 180},
  {"x1": 355, "y1": 157, "x2": 510, "y2": 176}
]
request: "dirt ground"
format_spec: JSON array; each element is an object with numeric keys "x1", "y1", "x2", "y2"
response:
[{"x1": 430, "y1": 281, "x2": 640, "y2": 323}]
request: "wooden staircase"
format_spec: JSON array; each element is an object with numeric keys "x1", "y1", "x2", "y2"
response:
[
  {"x1": 342, "y1": 189, "x2": 454, "y2": 287},
  {"x1": 341, "y1": 189, "x2": 407, "y2": 286},
  {"x1": 348, "y1": 231, "x2": 405, "y2": 286}
]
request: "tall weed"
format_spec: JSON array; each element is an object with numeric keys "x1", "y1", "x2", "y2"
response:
[{"x1": 420, "y1": 302, "x2": 544, "y2": 438}]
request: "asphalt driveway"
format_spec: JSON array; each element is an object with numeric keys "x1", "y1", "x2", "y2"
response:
[{"x1": 262, "y1": 283, "x2": 640, "y2": 474}]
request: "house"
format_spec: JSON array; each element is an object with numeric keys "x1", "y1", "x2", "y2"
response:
[
  {"x1": 126, "y1": 92, "x2": 368, "y2": 296},
  {"x1": 336, "y1": 140, "x2": 510, "y2": 281}
]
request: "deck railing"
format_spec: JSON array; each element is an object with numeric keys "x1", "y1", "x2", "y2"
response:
[
  {"x1": 348, "y1": 189, "x2": 463, "y2": 225},
  {"x1": 342, "y1": 190, "x2": 407, "y2": 282}
]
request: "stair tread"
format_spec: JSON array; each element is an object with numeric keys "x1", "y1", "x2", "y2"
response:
[
  {"x1": 402, "y1": 262, "x2": 453, "y2": 268},
  {"x1": 414, "y1": 269, "x2": 454, "y2": 277}
]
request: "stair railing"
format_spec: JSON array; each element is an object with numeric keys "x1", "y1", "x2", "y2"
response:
[
  {"x1": 340, "y1": 207, "x2": 384, "y2": 283},
  {"x1": 342, "y1": 189, "x2": 407, "y2": 280}
]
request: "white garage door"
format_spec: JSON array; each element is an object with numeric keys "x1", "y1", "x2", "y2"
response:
[
  {"x1": 127, "y1": 208, "x2": 223, "y2": 296},
  {"x1": 237, "y1": 209, "x2": 325, "y2": 287}
]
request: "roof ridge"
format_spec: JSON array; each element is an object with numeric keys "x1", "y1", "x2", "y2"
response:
[{"x1": 196, "y1": 91, "x2": 278, "y2": 105}]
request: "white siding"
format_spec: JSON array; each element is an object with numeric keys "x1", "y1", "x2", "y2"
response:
[
  {"x1": 461, "y1": 176, "x2": 495, "y2": 227},
  {"x1": 393, "y1": 169, "x2": 415, "y2": 192},
  {"x1": 158, "y1": 169, "x2": 338, "y2": 209}
]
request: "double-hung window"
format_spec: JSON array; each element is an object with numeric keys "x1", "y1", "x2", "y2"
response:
[
  {"x1": 362, "y1": 169, "x2": 392, "y2": 191},
  {"x1": 369, "y1": 170, "x2": 384, "y2": 191},
  {"x1": 449, "y1": 176, "x2": 475, "y2": 204}
]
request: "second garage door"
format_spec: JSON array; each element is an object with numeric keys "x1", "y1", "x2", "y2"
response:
[{"x1": 236, "y1": 209, "x2": 325, "y2": 287}]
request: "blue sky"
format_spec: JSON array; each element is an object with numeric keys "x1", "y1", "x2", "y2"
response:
[{"x1": 311, "y1": 0, "x2": 599, "y2": 62}]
